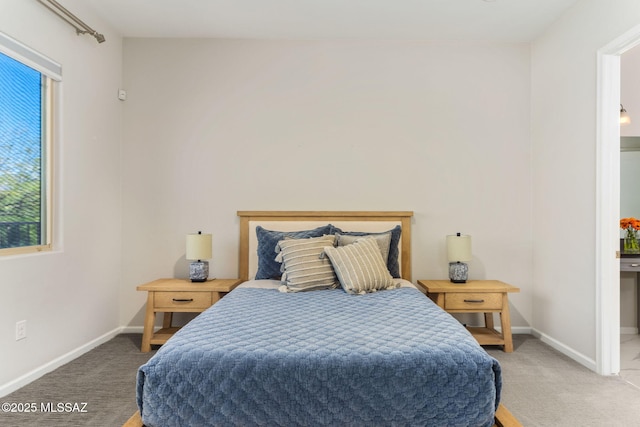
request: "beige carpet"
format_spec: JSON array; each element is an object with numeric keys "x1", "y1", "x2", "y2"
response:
[
  {"x1": 2, "y1": 334, "x2": 640, "y2": 426},
  {"x1": 620, "y1": 333, "x2": 640, "y2": 389},
  {"x1": 0, "y1": 334, "x2": 155, "y2": 427},
  {"x1": 487, "y1": 335, "x2": 640, "y2": 426}
]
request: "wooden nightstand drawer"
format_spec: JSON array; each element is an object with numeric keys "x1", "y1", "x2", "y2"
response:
[
  {"x1": 445, "y1": 292, "x2": 503, "y2": 310},
  {"x1": 154, "y1": 291, "x2": 212, "y2": 309}
]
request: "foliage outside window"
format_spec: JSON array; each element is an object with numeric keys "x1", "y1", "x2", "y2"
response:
[{"x1": 0, "y1": 50, "x2": 53, "y2": 254}]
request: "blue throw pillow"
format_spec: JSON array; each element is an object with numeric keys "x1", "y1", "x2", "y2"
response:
[
  {"x1": 331, "y1": 225, "x2": 402, "y2": 278},
  {"x1": 254, "y1": 224, "x2": 335, "y2": 280}
]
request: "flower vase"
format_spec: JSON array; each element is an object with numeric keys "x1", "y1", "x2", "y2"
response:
[{"x1": 624, "y1": 230, "x2": 640, "y2": 254}]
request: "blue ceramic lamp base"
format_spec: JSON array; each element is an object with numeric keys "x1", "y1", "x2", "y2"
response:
[{"x1": 189, "y1": 261, "x2": 209, "y2": 282}]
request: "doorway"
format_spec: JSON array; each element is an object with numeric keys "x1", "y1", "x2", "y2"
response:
[
  {"x1": 597, "y1": 25, "x2": 640, "y2": 376},
  {"x1": 619, "y1": 47, "x2": 640, "y2": 386}
]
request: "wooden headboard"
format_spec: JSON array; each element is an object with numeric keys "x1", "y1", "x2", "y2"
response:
[{"x1": 237, "y1": 211, "x2": 414, "y2": 282}]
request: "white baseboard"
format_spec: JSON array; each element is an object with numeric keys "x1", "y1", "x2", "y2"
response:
[
  {"x1": 620, "y1": 327, "x2": 638, "y2": 335},
  {"x1": 120, "y1": 326, "x2": 144, "y2": 334},
  {"x1": 531, "y1": 328, "x2": 597, "y2": 372},
  {"x1": 493, "y1": 326, "x2": 532, "y2": 335},
  {"x1": 0, "y1": 326, "x2": 125, "y2": 398}
]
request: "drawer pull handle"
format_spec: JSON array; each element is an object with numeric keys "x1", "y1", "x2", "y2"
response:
[
  {"x1": 464, "y1": 299, "x2": 485, "y2": 303},
  {"x1": 631, "y1": 264, "x2": 640, "y2": 267},
  {"x1": 172, "y1": 298, "x2": 194, "y2": 302}
]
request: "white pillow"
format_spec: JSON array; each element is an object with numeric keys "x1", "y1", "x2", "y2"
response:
[{"x1": 324, "y1": 237, "x2": 396, "y2": 295}]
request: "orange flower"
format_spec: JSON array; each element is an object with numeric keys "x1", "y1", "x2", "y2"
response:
[{"x1": 621, "y1": 217, "x2": 640, "y2": 230}]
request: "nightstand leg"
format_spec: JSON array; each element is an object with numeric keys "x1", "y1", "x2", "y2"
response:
[
  {"x1": 484, "y1": 313, "x2": 494, "y2": 330},
  {"x1": 141, "y1": 292, "x2": 155, "y2": 353},
  {"x1": 162, "y1": 312, "x2": 173, "y2": 329},
  {"x1": 500, "y1": 295, "x2": 514, "y2": 353}
]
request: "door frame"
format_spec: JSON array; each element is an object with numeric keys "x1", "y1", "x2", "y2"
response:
[{"x1": 596, "y1": 24, "x2": 640, "y2": 375}]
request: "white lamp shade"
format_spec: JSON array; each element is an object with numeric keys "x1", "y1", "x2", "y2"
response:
[
  {"x1": 621, "y1": 111, "x2": 631, "y2": 125},
  {"x1": 447, "y1": 234, "x2": 472, "y2": 262},
  {"x1": 186, "y1": 233, "x2": 212, "y2": 260},
  {"x1": 621, "y1": 105, "x2": 631, "y2": 126}
]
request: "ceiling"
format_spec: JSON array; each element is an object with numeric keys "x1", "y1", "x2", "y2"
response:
[{"x1": 83, "y1": 0, "x2": 580, "y2": 42}]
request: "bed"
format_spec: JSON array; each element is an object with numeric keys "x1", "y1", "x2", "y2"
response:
[{"x1": 131, "y1": 211, "x2": 514, "y2": 427}]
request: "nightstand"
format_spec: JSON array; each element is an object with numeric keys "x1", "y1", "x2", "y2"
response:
[
  {"x1": 137, "y1": 278, "x2": 242, "y2": 352},
  {"x1": 416, "y1": 279, "x2": 520, "y2": 352}
]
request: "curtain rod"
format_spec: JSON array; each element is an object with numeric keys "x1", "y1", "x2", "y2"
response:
[{"x1": 36, "y1": 0, "x2": 105, "y2": 43}]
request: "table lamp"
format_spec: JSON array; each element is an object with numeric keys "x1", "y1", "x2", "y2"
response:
[
  {"x1": 447, "y1": 233, "x2": 472, "y2": 283},
  {"x1": 186, "y1": 231, "x2": 212, "y2": 282}
]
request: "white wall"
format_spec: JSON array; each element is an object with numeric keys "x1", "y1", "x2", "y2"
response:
[
  {"x1": 0, "y1": 1, "x2": 123, "y2": 394},
  {"x1": 621, "y1": 45, "x2": 640, "y2": 137},
  {"x1": 120, "y1": 39, "x2": 534, "y2": 330},
  {"x1": 531, "y1": 0, "x2": 640, "y2": 365}
]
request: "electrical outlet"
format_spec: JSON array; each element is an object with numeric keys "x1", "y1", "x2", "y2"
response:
[{"x1": 15, "y1": 320, "x2": 26, "y2": 341}]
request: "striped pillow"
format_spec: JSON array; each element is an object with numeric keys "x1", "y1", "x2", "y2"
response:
[
  {"x1": 255, "y1": 225, "x2": 334, "y2": 280},
  {"x1": 324, "y1": 237, "x2": 395, "y2": 295},
  {"x1": 276, "y1": 235, "x2": 338, "y2": 292},
  {"x1": 336, "y1": 231, "x2": 392, "y2": 269},
  {"x1": 332, "y1": 225, "x2": 402, "y2": 278}
]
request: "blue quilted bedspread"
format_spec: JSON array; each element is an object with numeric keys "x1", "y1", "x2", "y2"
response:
[{"x1": 137, "y1": 286, "x2": 501, "y2": 427}]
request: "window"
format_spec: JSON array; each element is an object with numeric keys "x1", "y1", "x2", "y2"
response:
[{"x1": 0, "y1": 33, "x2": 59, "y2": 254}]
